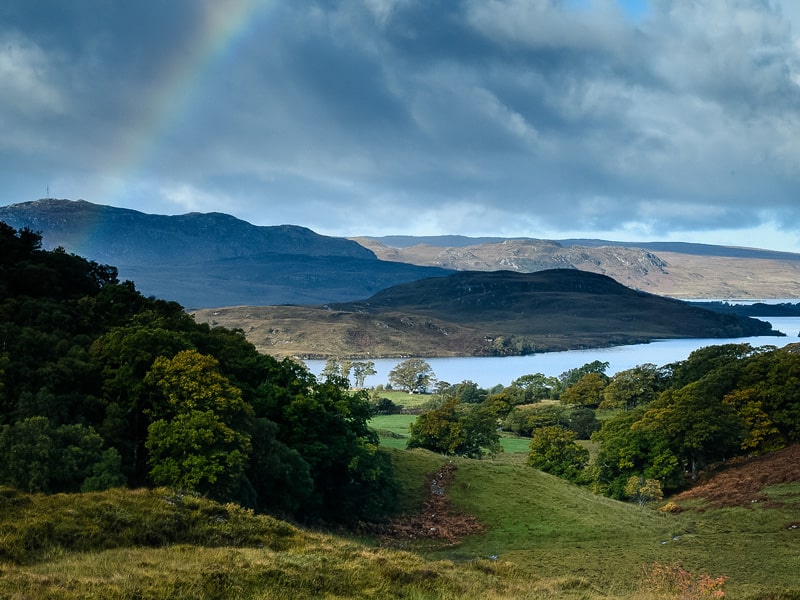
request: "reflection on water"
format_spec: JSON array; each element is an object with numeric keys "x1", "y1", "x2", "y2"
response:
[{"x1": 305, "y1": 316, "x2": 800, "y2": 389}]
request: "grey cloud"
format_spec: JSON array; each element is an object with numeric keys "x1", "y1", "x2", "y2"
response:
[{"x1": 1, "y1": 0, "x2": 800, "y2": 249}]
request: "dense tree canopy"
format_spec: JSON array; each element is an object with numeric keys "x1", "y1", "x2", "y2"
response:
[
  {"x1": 600, "y1": 364, "x2": 667, "y2": 411},
  {"x1": 144, "y1": 350, "x2": 253, "y2": 499},
  {"x1": 0, "y1": 224, "x2": 396, "y2": 524},
  {"x1": 556, "y1": 360, "x2": 609, "y2": 395},
  {"x1": 527, "y1": 426, "x2": 589, "y2": 482},
  {"x1": 445, "y1": 350, "x2": 800, "y2": 501},
  {"x1": 559, "y1": 372, "x2": 608, "y2": 408},
  {"x1": 591, "y1": 343, "x2": 800, "y2": 498}
]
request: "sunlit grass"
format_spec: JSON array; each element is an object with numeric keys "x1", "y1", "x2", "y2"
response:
[
  {"x1": 369, "y1": 414, "x2": 416, "y2": 437},
  {"x1": 498, "y1": 435, "x2": 531, "y2": 454},
  {"x1": 0, "y1": 542, "x2": 703, "y2": 600},
  {"x1": 370, "y1": 414, "x2": 532, "y2": 454},
  {"x1": 372, "y1": 390, "x2": 433, "y2": 409}
]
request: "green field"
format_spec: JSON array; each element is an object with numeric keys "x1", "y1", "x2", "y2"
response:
[
  {"x1": 370, "y1": 413, "x2": 533, "y2": 454},
  {"x1": 369, "y1": 414, "x2": 417, "y2": 449},
  {"x1": 372, "y1": 390, "x2": 434, "y2": 409}
]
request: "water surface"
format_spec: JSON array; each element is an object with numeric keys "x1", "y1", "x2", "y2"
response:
[{"x1": 305, "y1": 316, "x2": 800, "y2": 389}]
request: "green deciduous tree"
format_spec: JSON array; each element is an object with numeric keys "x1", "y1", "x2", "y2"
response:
[
  {"x1": 503, "y1": 404, "x2": 567, "y2": 437},
  {"x1": 560, "y1": 372, "x2": 608, "y2": 408},
  {"x1": 408, "y1": 398, "x2": 464, "y2": 454},
  {"x1": 321, "y1": 357, "x2": 346, "y2": 383},
  {"x1": 449, "y1": 380, "x2": 487, "y2": 404},
  {"x1": 624, "y1": 476, "x2": 664, "y2": 507},
  {"x1": 408, "y1": 398, "x2": 500, "y2": 458},
  {"x1": 600, "y1": 364, "x2": 665, "y2": 411},
  {"x1": 667, "y1": 343, "x2": 757, "y2": 389},
  {"x1": 501, "y1": 404, "x2": 599, "y2": 439},
  {"x1": 257, "y1": 365, "x2": 397, "y2": 523},
  {"x1": 636, "y1": 381, "x2": 742, "y2": 480},
  {"x1": 728, "y1": 348, "x2": 800, "y2": 449},
  {"x1": 723, "y1": 388, "x2": 783, "y2": 454},
  {"x1": 246, "y1": 417, "x2": 313, "y2": 517},
  {"x1": 146, "y1": 350, "x2": 252, "y2": 424},
  {"x1": 567, "y1": 407, "x2": 601, "y2": 439},
  {"x1": 389, "y1": 358, "x2": 435, "y2": 393},
  {"x1": 527, "y1": 426, "x2": 589, "y2": 482},
  {"x1": 350, "y1": 360, "x2": 376, "y2": 388},
  {"x1": 557, "y1": 360, "x2": 609, "y2": 395},
  {"x1": 146, "y1": 409, "x2": 250, "y2": 499},
  {"x1": 144, "y1": 350, "x2": 253, "y2": 500},
  {"x1": 90, "y1": 324, "x2": 194, "y2": 484},
  {"x1": 509, "y1": 373, "x2": 558, "y2": 403}
]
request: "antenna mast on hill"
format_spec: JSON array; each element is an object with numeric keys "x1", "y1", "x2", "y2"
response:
[{"x1": 46, "y1": 184, "x2": 50, "y2": 200}]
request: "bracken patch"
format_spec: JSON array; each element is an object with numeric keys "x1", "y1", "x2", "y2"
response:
[{"x1": 672, "y1": 445, "x2": 800, "y2": 509}]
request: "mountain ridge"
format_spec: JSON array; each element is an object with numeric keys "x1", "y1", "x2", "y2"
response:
[
  {"x1": 0, "y1": 199, "x2": 376, "y2": 263},
  {"x1": 0, "y1": 198, "x2": 786, "y2": 358},
  {"x1": 0, "y1": 199, "x2": 452, "y2": 308},
  {"x1": 363, "y1": 233, "x2": 800, "y2": 260}
]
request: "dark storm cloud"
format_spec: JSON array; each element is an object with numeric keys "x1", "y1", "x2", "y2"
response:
[{"x1": 1, "y1": 0, "x2": 800, "y2": 249}]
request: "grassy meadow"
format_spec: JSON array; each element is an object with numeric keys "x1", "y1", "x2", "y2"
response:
[{"x1": 1, "y1": 447, "x2": 798, "y2": 599}]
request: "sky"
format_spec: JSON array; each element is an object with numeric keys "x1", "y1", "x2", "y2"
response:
[{"x1": 2, "y1": 0, "x2": 800, "y2": 252}]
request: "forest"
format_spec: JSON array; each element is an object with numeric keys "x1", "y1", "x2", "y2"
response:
[{"x1": 0, "y1": 222, "x2": 395, "y2": 524}]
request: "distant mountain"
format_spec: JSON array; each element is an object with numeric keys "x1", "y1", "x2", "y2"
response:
[
  {"x1": 0, "y1": 199, "x2": 452, "y2": 308},
  {"x1": 0, "y1": 199, "x2": 376, "y2": 263},
  {"x1": 360, "y1": 234, "x2": 510, "y2": 248},
  {"x1": 195, "y1": 269, "x2": 778, "y2": 358},
  {"x1": 353, "y1": 236, "x2": 800, "y2": 299},
  {"x1": 366, "y1": 234, "x2": 800, "y2": 260},
  {"x1": 353, "y1": 237, "x2": 666, "y2": 276},
  {"x1": 558, "y1": 239, "x2": 800, "y2": 261}
]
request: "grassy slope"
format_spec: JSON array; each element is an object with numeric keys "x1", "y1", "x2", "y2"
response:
[
  {"x1": 435, "y1": 454, "x2": 800, "y2": 599},
  {"x1": 1, "y1": 449, "x2": 798, "y2": 599}
]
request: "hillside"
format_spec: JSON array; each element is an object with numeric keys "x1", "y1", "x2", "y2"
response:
[
  {"x1": 1, "y1": 446, "x2": 798, "y2": 599},
  {"x1": 0, "y1": 199, "x2": 452, "y2": 308},
  {"x1": 194, "y1": 269, "x2": 778, "y2": 358},
  {"x1": 354, "y1": 236, "x2": 800, "y2": 299}
]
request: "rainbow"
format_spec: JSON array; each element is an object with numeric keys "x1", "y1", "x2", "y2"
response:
[{"x1": 97, "y1": 0, "x2": 278, "y2": 208}]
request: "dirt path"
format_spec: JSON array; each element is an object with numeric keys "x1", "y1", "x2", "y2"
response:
[{"x1": 380, "y1": 462, "x2": 484, "y2": 547}]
